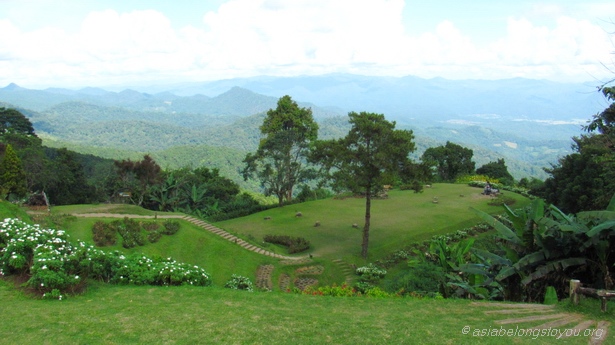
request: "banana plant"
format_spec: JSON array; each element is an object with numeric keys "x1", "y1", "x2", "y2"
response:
[
  {"x1": 471, "y1": 199, "x2": 588, "y2": 300},
  {"x1": 577, "y1": 194, "x2": 615, "y2": 289},
  {"x1": 148, "y1": 173, "x2": 179, "y2": 211}
]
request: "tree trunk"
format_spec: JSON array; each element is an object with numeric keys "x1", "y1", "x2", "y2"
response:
[
  {"x1": 277, "y1": 193, "x2": 284, "y2": 207},
  {"x1": 361, "y1": 185, "x2": 371, "y2": 259},
  {"x1": 286, "y1": 186, "x2": 293, "y2": 204}
]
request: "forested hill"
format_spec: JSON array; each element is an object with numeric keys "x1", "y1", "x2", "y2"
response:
[
  {"x1": 0, "y1": 84, "x2": 342, "y2": 118},
  {"x1": 1, "y1": 74, "x2": 602, "y2": 181}
]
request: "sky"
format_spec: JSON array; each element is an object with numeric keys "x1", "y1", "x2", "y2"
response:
[{"x1": 1, "y1": 0, "x2": 615, "y2": 89}]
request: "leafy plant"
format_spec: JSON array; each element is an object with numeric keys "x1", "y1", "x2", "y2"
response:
[
  {"x1": 355, "y1": 263, "x2": 387, "y2": 283},
  {"x1": 162, "y1": 220, "x2": 180, "y2": 235},
  {"x1": 263, "y1": 234, "x2": 310, "y2": 254},
  {"x1": 386, "y1": 261, "x2": 445, "y2": 297},
  {"x1": 224, "y1": 274, "x2": 254, "y2": 292}
]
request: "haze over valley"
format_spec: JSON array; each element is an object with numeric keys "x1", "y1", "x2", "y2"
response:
[{"x1": 0, "y1": 73, "x2": 605, "y2": 184}]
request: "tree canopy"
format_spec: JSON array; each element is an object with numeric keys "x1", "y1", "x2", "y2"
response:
[
  {"x1": 0, "y1": 143, "x2": 27, "y2": 200},
  {"x1": 0, "y1": 107, "x2": 36, "y2": 136},
  {"x1": 311, "y1": 111, "x2": 415, "y2": 258},
  {"x1": 539, "y1": 86, "x2": 615, "y2": 213},
  {"x1": 242, "y1": 95, "x2": 318, "y2": 206},
  {"x1": 476, "y1": 158, "x2": 514, "y2": 185},
  {"x1": 421, "y1": 141, "x2": 475, "y2": 182}
]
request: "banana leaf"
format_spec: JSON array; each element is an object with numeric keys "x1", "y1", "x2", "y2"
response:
[
  {"x1": 586, "y1": 220, "x2": 615, "y2": 237},
  {"x1": 520, "y1": 257, "x2": 587, "y2": 285},
  {"x1": 471, "y1": 208, "x2": 523, "y2": 245}
]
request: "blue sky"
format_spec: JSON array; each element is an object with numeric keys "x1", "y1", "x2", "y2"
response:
[{"x1": 1, "y1": 0, "x2": 614, "y2": 88}]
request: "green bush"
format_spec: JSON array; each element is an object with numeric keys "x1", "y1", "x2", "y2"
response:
[
  {"x1": 224, "y1": 274, "x2": 254, "y2": 291},
  {"x1": 399, "y1": 180, "x2": 424, "y2": 193},
  {"x1": 296, "y1": 185, "x2": 333, "y2": 202},
  {"x1": 263, "y1": 234, "x2": 311, "y2": 254},
  {"x1": 487, "y1": 195, "x2": 516, "y2": 206},
  {"x1": 147, "y1": 230, "x2": 163, "y2": 243},
  {"x1": 91, "y1": 221, "x2": 117, "y2": 247},
  {"x1": 141, "y1": 221, "x2": 160, "y2": 232},
  {"x1": 116, "y1": 218, "x2": 146, "y2": 248},
  {"x1": 142, "y1": 221, "x2": 163, "y2": 243},
  {"x1": 386, "y1": 261, "x2": 446, "y2": 297},
  {"x1": 162, "y1": 220, "x2": 180, "y2": 235}
]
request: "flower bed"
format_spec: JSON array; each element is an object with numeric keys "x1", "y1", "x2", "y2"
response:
[{"x1": 0, "y1": 218, "x2": 211, "y2": 299}]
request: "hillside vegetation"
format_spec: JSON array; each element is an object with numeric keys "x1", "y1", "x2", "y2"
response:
[{"x1": 1, "y1": 77, "x2": 593, "y2": 181}]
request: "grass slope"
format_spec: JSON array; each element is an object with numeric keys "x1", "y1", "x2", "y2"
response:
[
  {"x1": 44, "y1": 184, "x2": 528, "y2": 289},
  {"x1": 216, "y1": 184, "x2": 530, "y2": 265}
]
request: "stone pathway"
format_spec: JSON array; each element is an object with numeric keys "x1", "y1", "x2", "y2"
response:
[
  {"x1": 255, "y1": 264, "x2": 274, "y2": 290},
  {"x1": 71, "y1": 213, "x2": 308, "y2": 261},
  {"x1": 331, "y1": 258, "x2": 355, "y2": 285},
  {"x1": 471, "y1": 302, "x2": 610, "y2": 344}
]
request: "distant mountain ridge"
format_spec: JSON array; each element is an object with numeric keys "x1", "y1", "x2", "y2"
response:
[
  {"x1": 153, "y1": 73, "x2": 604, "y2": 123},
  {"x1": 1, "y1": 73, "x2": 604, "y2": 182},
  {"x1": 0, "y1": 83, "x2": 341, "y2": 119}
]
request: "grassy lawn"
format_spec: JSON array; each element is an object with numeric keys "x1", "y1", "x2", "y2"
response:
[
  {"x1": 37, "y1": 184, "x2": 529, "y2": 288},
  {"x1": 216, "y1": 184, "x2": 530, "y2": 265},
  {"x1": 0, "y1": 280, "x2": 609, "y2": 345},
  {"x1": 3, "y1": 189, "x2": 612, "y2": 344}
]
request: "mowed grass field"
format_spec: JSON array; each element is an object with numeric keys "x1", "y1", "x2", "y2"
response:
[
  {"x1": 47, "y1": 184, "x2": 529, "y2": 287},
  {"x1": 1, "y1": 279, "x2": 609, "y2": 345},
  {"x1": 216, "y1": 184, "x2": 530, "y2": 264}
]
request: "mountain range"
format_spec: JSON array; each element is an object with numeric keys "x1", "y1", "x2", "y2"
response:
[{"x1": 1, "y1": 73, "x2": 607, "y2": 184}]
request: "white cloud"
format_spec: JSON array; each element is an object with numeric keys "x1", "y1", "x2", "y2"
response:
[{"x1": 0, "y1": 0, "x2": 614, "y2": 88}]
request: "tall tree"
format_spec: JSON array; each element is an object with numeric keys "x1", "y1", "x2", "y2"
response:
[
  {"x1": 476, "y1": 158, "x2": 514, "y2": 185},
  {"x1": 0, "y1": 143, "x2": 27, "y2": 200},
  {"x1": 312, "y1": 112, "x2": 415, "y2": 258},
  {"x1": 44, "y1": 148, "x2": 95, "y2": 205},
  {"x1": 242, "y1": 95, "x2": 318, "y2": 206},
  {"x1": 421, "y1": 141, "x2": 475, "y2": 182},
  {"x1": 540, "y1": 86, "x2": 615, "y2": 213},
  {"x1": 0, "y1": 107, "x2": 36, "y2": 136},
  {"x1": 113, "y1": 155, "x2": 162, "y2": 206}
]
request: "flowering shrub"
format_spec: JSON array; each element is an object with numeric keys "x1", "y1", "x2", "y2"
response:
[
  {"x1": 0, "y1": 218, "x2": 211, "y2": 299},
  {"x1": 224, "y1": 274, "x2": 254, "y2": 291},
  {"x1": 355, "y1": 263, "x2": 387, "y2": 282}
]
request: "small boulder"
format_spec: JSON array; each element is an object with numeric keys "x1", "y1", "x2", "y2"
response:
[
  {"x1": 314, "y1": 221, "x2": 320, "y2": 227},
  {"x1": 295, "y1": 212, "x2": 302, "y2": 217},
  {"x1": 352, "y1": 223, "x2": 359, "y2": 228}
]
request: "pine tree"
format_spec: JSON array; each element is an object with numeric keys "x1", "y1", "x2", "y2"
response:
[{"x1": 0, "y1": 144, "x2": 27, "y2": 200}]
